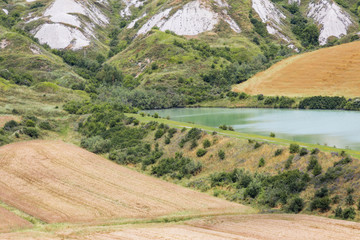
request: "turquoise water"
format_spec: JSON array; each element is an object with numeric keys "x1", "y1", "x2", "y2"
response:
[{"x1": 145, "y1": 108, "x2": 360, "y2": 150}]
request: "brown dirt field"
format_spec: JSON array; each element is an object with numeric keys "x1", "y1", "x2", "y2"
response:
[
  {"x1": 2, "y1": 214, "x2": 360, "y2": 239},
  {"x1": 0, "y1": 115, "x2": 20, "y2": 128},
  {"x1": 0, "y1": 207, "x2": 31, "y2": 232},
  {"x1": 233, "y1": 41, "x2": 360, "y2": 97},
  {"x1": 0, "y1": 140, "x2": 248, "y2": 224}
]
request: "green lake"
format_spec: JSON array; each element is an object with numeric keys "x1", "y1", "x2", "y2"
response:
[{"x1": 145, "y1": 108, "x2": 360, "y2": 150}]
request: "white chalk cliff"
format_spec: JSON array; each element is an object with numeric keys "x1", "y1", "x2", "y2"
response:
[
  {"x1": 137, "y1": 0, "x2": 241, "y2": 36},
  {"x1": 308, "y1": 0, "x2": 353, "y2": 45},
  {"x1": 30, "y1": 0, "x2": 109, "y2": 50}
]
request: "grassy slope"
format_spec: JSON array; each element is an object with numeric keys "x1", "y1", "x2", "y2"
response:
[{"x1": 233, "y1": 41, "x2": 360, "y2": 97}]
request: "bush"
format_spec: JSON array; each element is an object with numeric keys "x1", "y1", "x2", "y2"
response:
[
  {"x1": 151, "y1": 154, "x2": 202, "y2": 179},
  {"x1": 196, "y1": 148, "x2": 207, "y2": 157},
  {"x1": 23, "y1": 127, "x2": 39, "y2": 138},
  {"x1": 154, "y1": 129, "x2": 165, "y2": 140},
  {"x1": 312, "y1": 163, "x2": 322, "y2": 176},
  {"x1": 39, "y1": 121, "x2": 52, "y2": 130},
  {"x1": 203, "y1": 139, "x2": 211, "y2": 148},
  {"x1": 254, "y1": 142, "x2": 261, "y2": 149},
  {"x1": 218, "y1": 149, "x2": 225, "y2": 160},
  {"x1": 310, "y1": 197, "x2": 331, "y2": 212},
  {"x1": 342, "y1": 207, "x2": 356, "y2": 219},
  {"x1": 190, "y1": 140, "x2": 198, "y2": 149},
  {"x1": 307, "y1": 156, "x2": 319, "y2": 171},
  {"x1": 3, "y1": 120, "x2": 18, "y2": 131},
  {"x1": 274, "y1": 149, "x2": 283, "y2": 156},
  {"x1": 335, "y1": 206, "x2": 343, "y2": 218},
  {"x1": 287, "y1": 197, "x2": 304, "y2": 213},
  {"x1": 81, "y1": 136, "x2": 111, "y2": 153},
  {"x1": 311, "y1": 148, "x2": 320, "y2": 155},
  {"x1": 334, "y1": 157, "x2": 352, "y2": 166},
  {"x1": 345, "y1": 195, "x2": 355, "y2": 205},
  {"x1": 258, "y1": 158, "x2": 265, "y2": 167},
  {"x1": 165, "y1": 137, "x2": 170, "y2": 144},
  {"x1": 270, "y1": 132, "x2": 275, "y2": 138},
  {"x1": 289, "y1": 143, "x2": 300, "y2": 153},
  {"x1": 285, "y1": 155, "x2": 294, "y2": 169},
  {"x1": 299, "y1": 148, "x2": 308, "y2": 156}
]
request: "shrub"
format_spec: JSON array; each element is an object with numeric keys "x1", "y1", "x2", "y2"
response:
[
  {"x1": 299, "y1": 148, "x2": 308, "y2": 156},
  {"x1": 312, "y1": 163, "x2": 322, "y2": 176},
  {"x1": 81, "y1": 136, "x2": 111, "y2": 153},
  {"x1": 257, "y1": 94, "x2": 264, "y2": 101},
  {"x1": 154, "y1": 129, "x2": 165, "y2": 140},
  {"x1": 23, "y1": 127, "x2": 39, "y2": 138},
  {"x1": 245, "y1": 180, "x2": 261, "y2": 198},
  {"x1": 151, "y1": 154, "x2": 202, "y2": 179},
  {"x1": 289, "y1": 143, "x2": 300, "y2": 153},
  {"x1": 310, "y1": 197, "x2": 331, "y2": 212},
  {"x1": 335, "y1": 206, "x2": 343, "y2": 218},
  {"x1": 203, "y1": 139, "x2": 211, "y2": 148},
  {"x1": 342, "y1": 207, "x2": 356, "y2": 219},
  {"x1": 311, "y1": 148, "x2": 320, "y2": 155},
  {"x1": 333, "y1": 157, "x2": 352, "y2": 166},
  {"x1": 165, "y1": 137, "x2": 170, "y2": 144},
  {"x1": 285, "y1": 155, "x2": 294, "y2": 169},
  {"x1": 3, "y1": 120, "x2": 18, "y2": 131},
  {"x1": 307, "y1": 156, "x2": 319, "y2": 171},
  {"x1": 287, "y1": 197, "x2": 304, "y2": 213},
  {"x1": 270, "y1": 132, "x2": 276, "y2": 138},
  {"x1": 39, "y1": 121, "x2": 52, "y2": 130},
  {"x1": 219, "y1": 124, "x2": 227, "y2": 130},
  {"x1": 196, "y1": 148, "x2": 207, "y2": 157},
  {"x1": 190, "y1": 140, "x2": 198, "y2": 149},
  {"x1": 274, "y1": 149, "x2": 283, "y2": 156},
  {"x1": 254, "y1": 142, "x2": 261, "y2": 149},
  {"x1": 345, "y1": 195, "x2": 355, "y2": 205},
  {"x1": 258, "y1": 158, "x2": 265, "y2": 167},
  {"x1": 218, "y1": 150, "x2": 225, "y2": 160},
  {"x1": 228, "y1": 126, "x2": 234, "y2": 131}
]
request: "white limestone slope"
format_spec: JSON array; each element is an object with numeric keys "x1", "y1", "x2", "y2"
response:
[
  {"x1": 252, "y1": 0, "x2": 289, "y2": 42},
  {"x1": 120, "y1": 0, "x2": 145, "y2": 17},
  {"x1": 137, "y1": 0, "x2": 241, "y2": 36},
  {"x1": 288, "y1": 0, "x2": 301, "y2": 5},
  {"x1": 31, "y1": 0, "x2": 109, "y2": 50},
  {"x1": 308, "y1": 0, "x2": 353, "y2": 45}
]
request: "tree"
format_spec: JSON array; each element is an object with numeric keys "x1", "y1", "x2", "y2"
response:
[{"x1": 218, "y1": 150, "x2": 225, "y2": 160}]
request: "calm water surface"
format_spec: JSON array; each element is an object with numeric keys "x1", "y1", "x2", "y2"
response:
[{"x1": 145, "y1": 108, "x2": 360, "y2": 150}]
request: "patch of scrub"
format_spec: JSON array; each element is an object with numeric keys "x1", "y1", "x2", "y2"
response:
[
  {"x1": 137, "y1": 0, "x2": 241, "y2": 36},
  {"x1": 308, "y1": 0, "x2": 353, "y2": 45}
]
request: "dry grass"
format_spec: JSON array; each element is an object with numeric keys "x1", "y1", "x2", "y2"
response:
[
  {"x1": 233, "y1": 41, "x2": 360, "y2": 97},
  {"x1": 0, "y1": 115, "x2": 20, "y2": 128},
  {"x1": 0, "y1": 140, "x2": 248, "y2": 224}
]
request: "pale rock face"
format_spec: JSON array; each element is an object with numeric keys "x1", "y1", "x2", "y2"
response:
[
  {"x1": 308, "y1": 0, "x2": 353, "y2": 45},
  {"x1": 30, "y1": 0, "x2": 109, "y2": 50},
  {"x1": 214, "y1": 0, "x2": 229, "y2": 7},
  {"x1": 35, "y1": 23, "x2": 90, "y2": 50},
  {"x1": 127, "y1": 13, "x2": 147, "y2": 29},
  {"x1": 252, "y1": 0, "x2": 293, "y2": 44},
  {"x1": 2, "y1": 9, "x2": 8, "y2": 15},
  {"x1": 120, "y1": 0, "x2": 145, "y2": 17},
  {"x1": 288, "y1": 0, "x2": 301, "y2": 5},
  {"x1": 137, "y1": 0, "x2": 241, "y2": 36}
]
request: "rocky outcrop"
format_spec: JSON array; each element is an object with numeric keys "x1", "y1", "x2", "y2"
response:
[{"x1": 308, "y1": 0, "x2": 353, "y2": 45}]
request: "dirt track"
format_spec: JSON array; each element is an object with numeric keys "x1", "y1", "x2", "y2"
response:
[
  {"x1": 0, "y1": 207, "x2": 31, "y2": 232},
  {"x1": 0, "y1": 140, "x2": 246, "y2": 223},
  {"x1": 233, "y1": 41, "x2": 360, "y2": 97}
]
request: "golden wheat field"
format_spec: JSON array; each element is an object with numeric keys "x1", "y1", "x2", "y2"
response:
[{"x1": 233, "y1": 41, "x2": 360, "y2": 97}]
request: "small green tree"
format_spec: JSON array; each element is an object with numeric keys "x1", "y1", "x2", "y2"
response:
[
  {"x1": 289, "y1": 143, "x2": 300, "y2": 153},
  {"x1": 342, "y1": 207, "x2": 356, "y2": 219},
  {"x1": 196, "y1": 148, "x2": 207, "y2": 157},
  {"x1": 203, "y1": 139, "x2": 211, "y2": 148},
  {"x1": 218, "y1": 149, "x2": 225, "y2": 160},
  {"x1": 335, "y1": 206, "x2": 343, "y2": 218},
  {"x1": 258, "y1": 158, "x2": 265, "y2": 167},
  {"x1": 288, "y1": 197, "x2": 304, "y2": 213}
]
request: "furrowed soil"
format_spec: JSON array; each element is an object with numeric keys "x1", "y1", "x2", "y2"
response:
[
  {"x1": 0, "y1": 207, "x2": 31, "y2": 232},
  {"x1": 0, "y1": 140, "x2": 246, "y2": 224},
  {"x1": 1, "y1": 214, "x2": 360, "y2": 239},
  {"x1": 233, "y1": 41, "x2": 360, "y2": 97}
]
